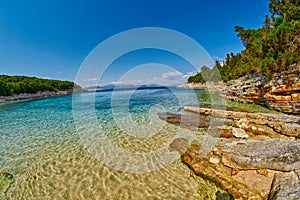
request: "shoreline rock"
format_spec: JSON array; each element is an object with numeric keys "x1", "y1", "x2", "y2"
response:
[
  {"x1": 181, "y1": 137, "x2": 300, "y2": 199},
  {"x1": 224, "y1": 64, "x2": 300, "y2": 114},
  {"x1": 218, "y1": 139, "x2": 300, "y2": 172},
  {"x1": 268, "y1": 172, "x2": 300, "y2": 200},
  {"x1": 159, "y1": 106, "x2": 300, "y2": 199},
  {"x1": 183, "y1": 63, "x2": 300, "y2": 114},
  {"x1": 0, "y1": 89, "x2": 84, "y2": 103},
  {"x1": 231, "y1": 127, "x2": 249, "y2": 139},
  {"x1": 184, "y1": 105, "x2": 300, "y2": 138}
]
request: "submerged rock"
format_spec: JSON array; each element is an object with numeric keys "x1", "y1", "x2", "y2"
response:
[
  {"x1": 0, "y1": 172, "x2": 14, "y2": 198},
  {"x1": 169, "y1": 138, "x2": 189, "y2": 154},
  {"x1": 158, "y1": 112, "x2": 209, "y2": 129},
  {"x1": 215, "y1": 190, "x2": 234, "y2": 200}
]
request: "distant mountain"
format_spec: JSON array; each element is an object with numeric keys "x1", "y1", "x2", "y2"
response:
[{"x1": 85, "y1": 84, "x2": 169, "y2": 91}]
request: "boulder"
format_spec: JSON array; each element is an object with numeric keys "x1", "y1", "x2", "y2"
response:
[
  {"x1": 218, "y1": 139, "x2": 300, "y2": 171},
  {"x1": 182, "y1": 144, "x2": 273, "y2": 199},
  {"x1": 232, "y1": 127, "x2": 249, "y2": 139},
  {"x1": 182, "y1": 138, "x2": 300, "y2": 199},
  {"x1": 268, "y1": 173, "x2": 300, "y2": 200}
]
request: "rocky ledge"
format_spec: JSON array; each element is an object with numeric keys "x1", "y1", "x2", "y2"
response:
[
  {"x1": 160, "y1": 105, "x2": 300, "y2": 199},
  {"x1": 182, "y1": 139, "x2": 300, "y2": 199},
  {"x1": 223, "y1": 64, "x2": 300, "y2": 114}
]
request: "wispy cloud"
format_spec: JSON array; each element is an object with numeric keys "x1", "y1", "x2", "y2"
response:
[
  {"x1": 213, "y1": 56, "x2": 225, "y2": 66},
  {"x1": 81, "y1": 69, "x2": 195, "y2": 88},
  {"x1": 149, "y1": 70, "x2": 194, "y2": 86},
  {"x1": 82, "y1": 78, "x2": 98, "y2": 82}
]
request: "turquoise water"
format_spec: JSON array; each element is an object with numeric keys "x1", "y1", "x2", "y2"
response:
[
  {"x1": 0, "y1": 88, "x2": 274, "y2": 199},
  {"x1": 0, "y1": 88, "x2": 205, "y2": 199}
]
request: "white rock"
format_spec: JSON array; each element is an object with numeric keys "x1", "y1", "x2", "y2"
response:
[
  {"x1": 209, "y1": 156, "x2": 220, "y2": 164},
  {"x1": 251, "y1": 126, "x2": 257, "y2": 131},
  {"x1": 232, "y1": 127, "x2": 249, "y2": 139},
  {"x1": 258, "y1": 128, "x2": 265, "y2": 132},
  {"x1": 237, "y1": 118, "x2": 249, "y2": 129}
]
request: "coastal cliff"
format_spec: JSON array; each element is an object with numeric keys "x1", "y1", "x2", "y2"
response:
[{"x1": 223, "y1": 64, "x2": 300, "y2": 114}]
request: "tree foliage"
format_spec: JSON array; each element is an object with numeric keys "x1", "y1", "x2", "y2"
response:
[
  {"x1": 188, "y1": 0, "x2": 300, "y2": 83},
  {"x1": 0, "y1": 75, "x2": 81, "y2": 96}
]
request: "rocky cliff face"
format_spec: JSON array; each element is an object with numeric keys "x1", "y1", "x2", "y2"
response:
[
  {"x1": 224, "y1": 64, "x2": 300, "y2": 114},
  {"x1": 224, "y1": 73, "x2": 267, "y2": 104},
  {"x1": 264, "y1": 64, "x2": 300, "y2": 113}
]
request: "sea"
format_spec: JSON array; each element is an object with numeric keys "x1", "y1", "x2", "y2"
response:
[{"x1": 0, "y1": 88, "x2": 273, "y2": 199}]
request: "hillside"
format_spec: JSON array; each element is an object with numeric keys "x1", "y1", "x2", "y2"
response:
[{"x1": 0, "y1": 75, "x2": 81, "y2": 96}]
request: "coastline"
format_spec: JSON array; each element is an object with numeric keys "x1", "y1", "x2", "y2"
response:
[
  {"x1": 180, "y1": 65, "x2": 300, "y2": 114},
  {"x1": 0, "y1": 89, "x2": 84, "y2": 104},
  {"x1": 161, "y1": 105, "x2": 300, "y2": 199}
]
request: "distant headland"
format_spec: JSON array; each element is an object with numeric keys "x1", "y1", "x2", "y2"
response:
[{"x1": 0, "y1": 75, "x2": 83, "y2": 103}]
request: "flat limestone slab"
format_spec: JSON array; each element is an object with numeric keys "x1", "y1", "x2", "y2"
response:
[
  {"x1": 218, "y1": 138, "x2": 300, "y2": 171},
  {"x1": 268, "y1": 172, "x2": 300, "y2": 200}
]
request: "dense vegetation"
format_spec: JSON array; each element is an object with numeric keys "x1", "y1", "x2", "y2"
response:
[
  {"x1": 188, "y1": 0, "x2": 300, "y2": 83},
  {"x1": 0, "y1": 75, "x2": 80, "y2": 96}
]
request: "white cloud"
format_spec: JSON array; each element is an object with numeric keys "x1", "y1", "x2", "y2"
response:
[
  {"x1": 110, "y1": 80, "x2": 144, "y2": 85},
  {"x1": 213, "y1": 56, "x2": 225, "y2": 66},
  {"x1": 80, "y1": 63, "x2": 196, "y2": 88},
  {"x1": 162, "y1": 71, "x2": 182, "y2": 79},
  {"x1": 99, "y1": 70, "x2": 193, "y2": 87},
  {"x1": 82, "y1": 78, "x2": 98, "y2": 82},
  {"x1": 149, "y1": 70, "x2": 194, "y2": 86}
]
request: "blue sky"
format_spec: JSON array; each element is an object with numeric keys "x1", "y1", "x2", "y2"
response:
[{"x1": 0, "y1": 0, "x2": 270, "y2": 86}]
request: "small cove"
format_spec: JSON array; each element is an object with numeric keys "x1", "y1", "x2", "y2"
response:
[{"x1": 0, "y1": 88, "x2": 274, "y2": 199}]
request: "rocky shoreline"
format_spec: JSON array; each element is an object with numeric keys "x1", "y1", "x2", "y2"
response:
[
  {"x1": 0, "y1": 89, "x2": 84, "y2": 103},
  {"x1": 223, "y1": 64, "x2": 300, "y2": 114},
  {"x1": 181, "y1": 64, "x2": 300, "y2": 114},
  {"x1": 160, "y1": 105, "x2": 300, "y2": 199}
]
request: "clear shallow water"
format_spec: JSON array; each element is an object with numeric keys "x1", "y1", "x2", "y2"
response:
[
  {"x1": 0, "y1": 88, "x2": 274, "y2": 199},
  {"x1": 0, "y1": 88, "x2": 203, "y2": 199}
]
